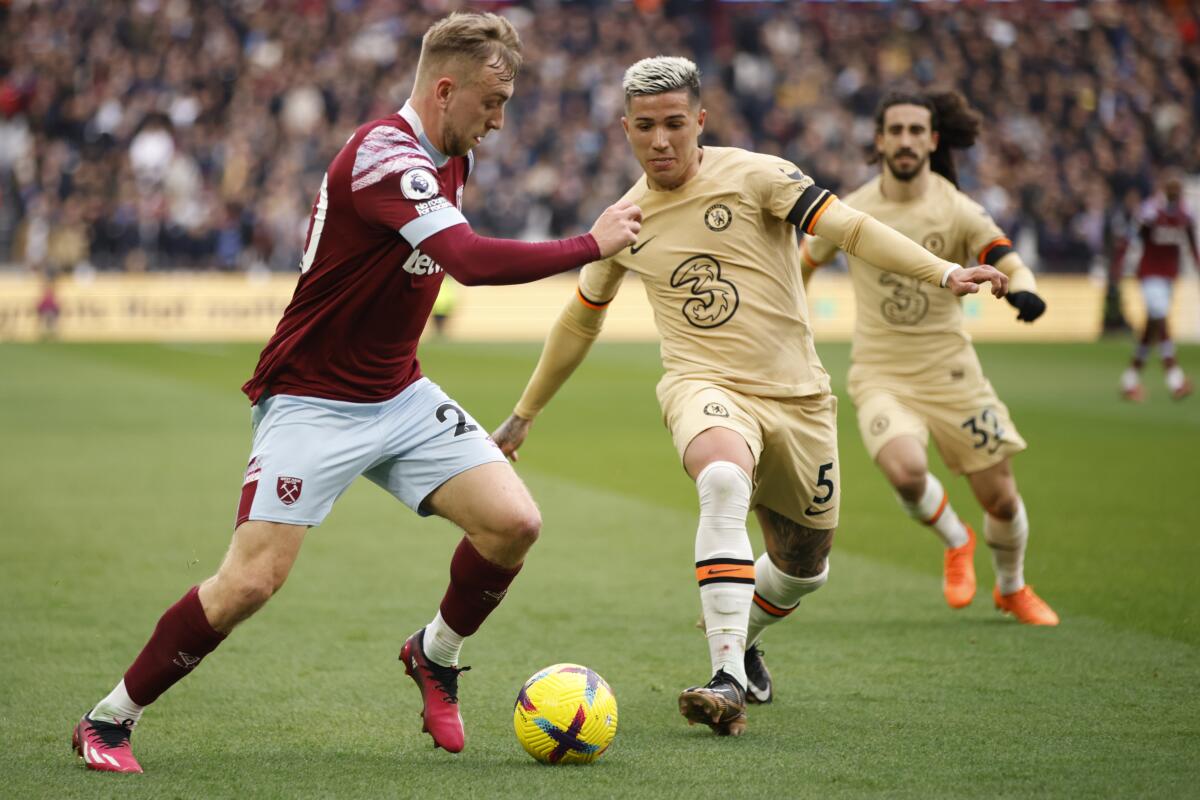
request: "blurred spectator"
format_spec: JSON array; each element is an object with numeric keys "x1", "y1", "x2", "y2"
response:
[
  {"x1": 0, "y1": 0, "x2": 1197, "y2": 273},
  {"x1": 35, "y1": 269, "x2": 60, "y2": 339}
]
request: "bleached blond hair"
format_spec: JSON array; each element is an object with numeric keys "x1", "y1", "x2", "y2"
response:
[{"x1": 622, "y1": 56, "x2": 701, "y2": 108}]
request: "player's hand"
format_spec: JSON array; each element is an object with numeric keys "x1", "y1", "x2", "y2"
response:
[
  {"x1": 590, "y1": 200, "x2": 642, "y2": 258},
  {"x1": 492, "y1": 413, "x2": 533, "y2": 462},
  {"x1": 1006, "y1": 290, "x2": 1046, "y2": 323},
  {"x1": 945, "y1": 265, "x2": 1008, "y2": 298}
]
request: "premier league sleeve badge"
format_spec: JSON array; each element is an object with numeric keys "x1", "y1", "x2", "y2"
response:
[{"x1": 401, "y1": 168, "x2": 440, "y2": 201}]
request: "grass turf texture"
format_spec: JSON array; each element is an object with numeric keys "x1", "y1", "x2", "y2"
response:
[{"x1": 2, "y1": 340, "x2": 1197, "y2": 799}]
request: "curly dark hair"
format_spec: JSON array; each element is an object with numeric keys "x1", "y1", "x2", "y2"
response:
[{"x1": 870, "y1": 89, "x2": 981, "y2": 186}]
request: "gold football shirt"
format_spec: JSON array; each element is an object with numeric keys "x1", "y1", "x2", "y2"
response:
[
  {"x1": 805, "y1": 173, "x2": 1021, "y2": 375},
  {"x1": 577, "y1": 146, "x2": 831, "y2": 398}
]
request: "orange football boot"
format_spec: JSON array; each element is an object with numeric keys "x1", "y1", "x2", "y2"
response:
[
  {"x1": 993, "y1": 585, "x2": 1060, "y2": 626},
  {"x1": 1121, "y1": 384, "x2": 1146, "y2": 402},
  {"x1": 942, "y1": 526, "x2": 977, "y2": 609}
]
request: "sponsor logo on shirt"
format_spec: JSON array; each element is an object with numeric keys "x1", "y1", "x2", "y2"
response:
[
  {"x1": 415, "y1": 197, "x2": 452, "y2": 216},
  {"x1": 401, "y1": 248, "x2": 443, "y2": 276}
]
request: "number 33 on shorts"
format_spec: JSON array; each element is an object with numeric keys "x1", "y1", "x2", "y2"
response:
[{"x1": 960, "y1": 408, "x2": 1005, "y2": 455}]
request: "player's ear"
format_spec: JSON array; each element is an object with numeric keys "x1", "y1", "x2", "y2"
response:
[
  {"x1": 434, "y1": 76, "x2": 455, "y2": 109},
  {"x1": 621, "y1": 116, "x2": 630, "y2": 140},
  {"x1": 930, "y1": 130, "x2": 939, "y2": 153},
  {"x1": 696, "y1": 108, "x2": 706, "y2": 134}
]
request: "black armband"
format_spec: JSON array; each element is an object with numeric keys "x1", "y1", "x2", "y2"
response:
[
  {"x1": 787, "y1": 184, "x2": 833, "y2": 233},
  {"x1": 979, "y1": 237, "x2": 1014, "y2": 266}
]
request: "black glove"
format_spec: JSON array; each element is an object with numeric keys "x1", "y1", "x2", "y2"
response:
[{"x1": 1006, "y1": 291, "x2": 1046, "y2": 323}]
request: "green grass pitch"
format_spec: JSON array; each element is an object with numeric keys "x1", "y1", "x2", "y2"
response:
[{"x1": 2, "y1": 339, "x2": 1197, "y2": 799}]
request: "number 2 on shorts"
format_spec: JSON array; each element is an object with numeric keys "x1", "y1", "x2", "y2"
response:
[{"x1": 436, "y1": 402, "x2": 478, "y2": 437}]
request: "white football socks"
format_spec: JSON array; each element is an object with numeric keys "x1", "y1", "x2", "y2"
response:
[
  {"x1": 1167, "y1": 365, "x2": 1187, "y2": 393},
  {"x1": 984, "y1": 498, "x2": 1029, "y2": 595},
  {"x1": 90, "y1": 679, "x2": 145, "y2": 727},
  {"x1": 899, "y1": 473, "x2": 969, "y2": 548},
  {"x1": 1121, "y1": 366, "x2": 1142, "y2": 392},
  {"x1": 747, "y1": 554, "x2": 829, "y2": 647},
  {"x1": 422, "y1": 611, "x2": 465, "y2": 667},
  {"x1": 694, "y1": 461, "x2": 754, "y2": 690}
]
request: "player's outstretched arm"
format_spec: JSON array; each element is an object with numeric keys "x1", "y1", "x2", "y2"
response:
[
  {"x1": 418, "y1": 202, "x2": 641, "y2": 287},
  {"x1": 799, "y1": 235, "x2": 837, "y2": 288},
  {"x1": 811, "y1": 198, "x2": 1007, "y2": 297},
  {"x1": 590, "y1": 200, "x2": 643, "y2": 258},
  {"x1": 492, "y1": 285, "x2": 613, "y2": 461},
  {"x1": 992, "y1": 251, "x2": 1046, "y2": 322},
  {"x1": 943, "y1": 265, "x2": 1008, "y2": 298},
  {"x1": 492, "y1": 414, "x2": 533, "y2": 463}
]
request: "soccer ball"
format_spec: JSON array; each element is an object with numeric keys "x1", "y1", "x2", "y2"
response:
[{"x1": 513, "y1": 663, "x2": 618, "y2": 764}]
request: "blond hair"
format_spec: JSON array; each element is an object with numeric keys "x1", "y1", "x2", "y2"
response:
[
  {"x1": 416, "y1": 12, "x2": 522, "y2": 86},
  {"x1": 622, "y1": 56, "x2": 701, "y2": 107}
]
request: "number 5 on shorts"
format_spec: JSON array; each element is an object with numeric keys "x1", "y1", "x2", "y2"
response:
[{"x1": 804, "y1": 462, "x2": 836, "y2": 517}]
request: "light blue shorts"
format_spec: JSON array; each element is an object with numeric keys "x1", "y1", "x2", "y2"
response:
[
  {"x1": 1140, "y1": 276, "x2": 1173, "y2": 320},
  {"x1": 235, "y1": 378, "x2": 506, "y2": 528}
]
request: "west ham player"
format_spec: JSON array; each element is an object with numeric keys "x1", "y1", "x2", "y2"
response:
[
  {"x1": 491, "y1": 59, "x2": 1007, "y2": 736},
  {"x1": 1120, "y1": 175, "x2": 1198, "y2": 401},
  {"x1": 803, "y1": 90, "x2": 1059, "y2": 626},
  {"x1": 72, "y1": 12, "x2": 641, "y2": 772}
]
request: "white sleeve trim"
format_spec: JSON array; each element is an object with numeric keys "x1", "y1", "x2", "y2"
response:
[
  {"x1": 398, "y1": 206, "x2": 468, "y2": 246},
  {"x1": 940, "y1": 264, "x2": 961, "y2": 288}
]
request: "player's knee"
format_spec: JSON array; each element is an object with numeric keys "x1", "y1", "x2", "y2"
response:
[
  {"x1": 233, "y1": 575, "x2": 277, "y2": 613},
  {"x1": 983, "y1": 491, "x2": 1020, "y2": 521},
  {"x1": 224, "y1": 564, "x2": 286, "y2": 615},
  {"x1": 888, "y1": 464, "x2": 927, "y2": 501},
  {"x1": 499, "y1": 505, "x2": 542, "y2": 550},
  {"x1": 697, "y1": 461, "x2": 751, "y2": 507}
]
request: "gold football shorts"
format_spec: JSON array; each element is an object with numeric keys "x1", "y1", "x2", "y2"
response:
[
  {"x1": 657, "y1": 377, "x2": 840, "y2": 529},
  {"x1": 847, "y1": 360, "x2": 1026, "y2": 476}
]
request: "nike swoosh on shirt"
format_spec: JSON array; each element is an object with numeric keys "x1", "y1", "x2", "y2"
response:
[
  {"x1": 804, "y1": 506, "x2": 832, "y2": 516},
  {"x1": 630, "y1": 236, "x2": 655, "y2": 254}
]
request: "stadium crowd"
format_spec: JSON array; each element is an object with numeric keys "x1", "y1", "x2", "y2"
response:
[{"x1": 1, "y1": 0, "x2": 1197, "y2": 274}]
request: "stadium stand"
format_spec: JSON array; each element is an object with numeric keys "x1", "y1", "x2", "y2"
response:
[{"x1": 0, "y1": 1, "x2": 1197, "y2": 275}]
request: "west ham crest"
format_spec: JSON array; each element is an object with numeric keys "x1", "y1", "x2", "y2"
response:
[{"x1": 277, "y1": 476, "x2": 303, "y2": 505}]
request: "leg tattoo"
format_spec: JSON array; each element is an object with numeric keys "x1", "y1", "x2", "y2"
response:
[{"x1": 761, "y1": 509, "x2": 834, "y2": 578}]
